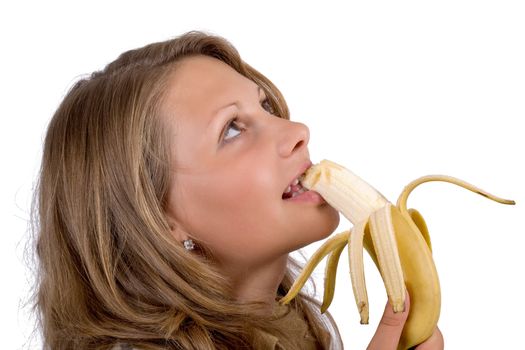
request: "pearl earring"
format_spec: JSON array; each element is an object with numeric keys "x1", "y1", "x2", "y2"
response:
[{"x1": 183, "y1": 239, "x2": 195, "y2": 251}]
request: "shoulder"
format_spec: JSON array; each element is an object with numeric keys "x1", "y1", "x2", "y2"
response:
[
  {"x1": 258, "y1": 302, "x2": 326, "y2": 350},
  {"x1": 253, "y1": 328, "x2": 280, "y2": 349}
]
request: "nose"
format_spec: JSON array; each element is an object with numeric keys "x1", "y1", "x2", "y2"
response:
[{"x1": 277, "y1": 120, "x2": 310, "y2": 158}]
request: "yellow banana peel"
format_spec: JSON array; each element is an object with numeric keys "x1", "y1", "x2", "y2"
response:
[{"x1": 279, "y1": 159, "x2": 515, "y2": 350}]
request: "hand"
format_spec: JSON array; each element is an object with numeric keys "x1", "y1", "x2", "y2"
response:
[{"x1": 367, "y1": 291, "x2": 444, "y2": 350}]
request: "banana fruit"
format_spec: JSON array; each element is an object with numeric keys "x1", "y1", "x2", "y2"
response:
[{"x1": 279, "y1": 159, "x2": 515, "y2": 350}]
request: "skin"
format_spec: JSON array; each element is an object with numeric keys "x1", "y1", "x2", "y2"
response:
[{"x1": 160, "y1": 55, "x2": 443, "y2": 349}]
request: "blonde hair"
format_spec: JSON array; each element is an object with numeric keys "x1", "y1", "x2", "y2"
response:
[{"x1": 31, "y1": 31, "x2": 343, "y2": 349}]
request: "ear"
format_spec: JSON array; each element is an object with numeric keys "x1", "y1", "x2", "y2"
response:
[
  {"x1": 169, "y1": 224, "x2": 190, "y2": 243},
  {"x1": 165, "y1": 212, "x2": 191, "y2": 243}
]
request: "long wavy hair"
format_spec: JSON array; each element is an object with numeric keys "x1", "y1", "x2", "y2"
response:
[{"x1": 30, "y1": 31, "x2": 343, "y2": 350}]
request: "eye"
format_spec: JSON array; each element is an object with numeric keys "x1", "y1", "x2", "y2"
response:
[
  {"x1": 261, "y1": 97, "x2": 276, "y2": 115},
  {"x1": 222, "y1": 118, "x2": 244, "y2": 143}
]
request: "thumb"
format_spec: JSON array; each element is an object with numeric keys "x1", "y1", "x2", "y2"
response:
[{"x1": 367, "y1": 290, "x2": 410, "y2": 350}]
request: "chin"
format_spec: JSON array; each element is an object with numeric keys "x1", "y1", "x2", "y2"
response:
[
  {"x1": 299, "y1": 205, "x2": 341, "y2": 248},
  {"x1": 319, "y1": 205, "x2": 341, "y2": 239}
]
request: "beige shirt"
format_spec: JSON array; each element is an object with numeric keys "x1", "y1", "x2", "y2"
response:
[
  {"x1": 253, "y1": 302, "x2": 325, "y2": 350},
  {"x1": 113, "y1": 303, "x2": 327, "y2": 350}
]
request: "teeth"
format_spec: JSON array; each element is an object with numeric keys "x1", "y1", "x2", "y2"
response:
[
  {"x1": 291, "y1": 188, "x2": 306, "y2": 198},
  {"x1": 284, "y1": 179, "x2": 308, "y2": 198},
  {"x1": 284, "y1": 177, "x2": 302, "y2": 195}
]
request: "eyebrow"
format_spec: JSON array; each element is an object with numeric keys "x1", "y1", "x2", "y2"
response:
[
  {"x1": 207, "y1": 85, "x2": 264, "y2": 134},
  {"x1": 210, "y1": 85, "x2": 263, "y2": 117}
]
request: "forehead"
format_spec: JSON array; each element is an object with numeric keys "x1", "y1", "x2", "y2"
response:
[{"x1": 161, "y1": 55, "x2": 258, "y2": 116}]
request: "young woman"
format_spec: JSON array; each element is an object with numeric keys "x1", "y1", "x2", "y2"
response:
[{"x1": 32, "y1": 31, "x2": 443, "y2": 349}]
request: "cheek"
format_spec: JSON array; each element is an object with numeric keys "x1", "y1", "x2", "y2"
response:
[
  {"x1": 208, "y1": 171, "x2": 278, "y2": 232},
  {"x1": 174, "y1": 170, "x2": 276, "y2": 247},
  {"x1": 203, "y1": 156, "x2": 279, "y2": 216}
]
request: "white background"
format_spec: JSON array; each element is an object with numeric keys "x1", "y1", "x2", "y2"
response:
[{"x1": 1, "y1": 1, "x2": 524, "y2": 348}]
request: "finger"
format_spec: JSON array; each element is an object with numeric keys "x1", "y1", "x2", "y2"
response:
[
  {"x1": 414, "y1": 326, "x2": 444, "y2": 350},
  {"x1": 367, "y1": 291, "x2": 410, "y2": 350}
]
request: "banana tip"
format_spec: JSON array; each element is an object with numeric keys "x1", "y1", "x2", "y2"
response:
[{"x1": 278, "y1": 297, "x2": 290, "y2": 305}]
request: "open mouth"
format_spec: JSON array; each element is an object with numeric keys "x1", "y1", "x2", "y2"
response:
[{"x1": 282, "y1": 177, "x2": 308, "y2": 199}]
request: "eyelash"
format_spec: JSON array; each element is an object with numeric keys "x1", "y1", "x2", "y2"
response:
[{"x1": 222, "y1": 98, "x2": 276, "y2": 144}]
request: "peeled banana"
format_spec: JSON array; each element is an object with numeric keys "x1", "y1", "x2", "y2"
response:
[{"x1": 279, "y1": 159, "x2": 515, "y2": 350}]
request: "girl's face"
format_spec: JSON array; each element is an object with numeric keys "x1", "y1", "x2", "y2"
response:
[{"x1": 161, "y1": 55, "x2": 339, "y2": 271}]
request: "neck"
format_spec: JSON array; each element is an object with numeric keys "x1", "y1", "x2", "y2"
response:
[{"x1": 226, "y1": 253, "x2": 289, "y2": 315}]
